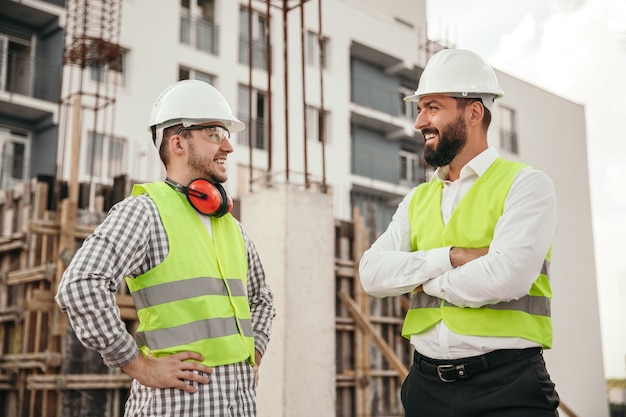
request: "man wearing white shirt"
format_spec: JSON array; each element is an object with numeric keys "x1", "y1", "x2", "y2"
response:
[{"x1": 358, "y1": 49, "x2": 560, "y2": 417}]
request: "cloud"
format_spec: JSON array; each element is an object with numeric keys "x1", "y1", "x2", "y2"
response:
[
  {"x1": 487, "y1": 0, "x2": 626, "y2": 205},
  {"x1": 488, "y1": 2, "x2": 595, "y2": 97},
  {"x1": 606, "y1": 0, "x2": 626, "y2": 34}
]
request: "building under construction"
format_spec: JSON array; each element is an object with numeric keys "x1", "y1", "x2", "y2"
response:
[{"x1": 0, "y1": 0, "x2": 609, "y2": 416}]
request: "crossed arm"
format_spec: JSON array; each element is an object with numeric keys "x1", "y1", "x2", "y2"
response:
[
  {"x1": 413, "y1": 246, "x2": 489, "y2": 293},
  {"x1": 358, "y1": 169, "x2": 556, "y2": 307}
]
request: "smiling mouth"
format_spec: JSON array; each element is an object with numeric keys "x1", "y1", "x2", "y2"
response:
[{"x1": 423, "y1": 132, "x2": 437, "y2": 144}]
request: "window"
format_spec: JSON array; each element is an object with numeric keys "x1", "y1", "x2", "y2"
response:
[
  {"x1": 90, "y1": 49, "x2": 126, "y2": 86},
  {"x1": 180, "y1": 0, "x2": 218, "y2": 54},
  {"x1": 350, "y1": 58, "x2": 401, "y2": 116},
  {"x1": 399, "y1": 149, "x2": 418, "y2": 184},
  {"x1": 399, "y1": 86, "x2": 418, "y2": 121},
  {"x1": 83, "y1": 131, "x2": 126, "y2": 183},
  {"x1": 0, "y1": 33, "x2": 32, "y2": 95},
  {"x1": 238, "y1": 85, "x2": 267, "y2": 150},
  {"x1": 306, "y1": 105, "x2": 330, "y2": 143},
  {"x1": 0, "y1": 128, "x2": 30, "y2": 189},
  {"x1": 306, "y1": 31, "x2": 328, "y2": 69},
  {"x1": 351, "y1": 189, "x2": 400, "y2": 238},
  {"x1": 179, "y1": 66, "x2": 215, "y2": 84},
  {"x1": 239, "y1": 6, "x2": 268, "y2": 69},
  {"x1": 499, "y1": 106, "x2": 518, "y2": 154}
]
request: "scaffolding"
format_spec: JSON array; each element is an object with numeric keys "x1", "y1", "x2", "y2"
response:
[
  {"x1": 58, "y1": 0, "x2": 123, "y2": 211},
  {"x1": 242, "y1": 0, "x2": 329, "y2": 194}
]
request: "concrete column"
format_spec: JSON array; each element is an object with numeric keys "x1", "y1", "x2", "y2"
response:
[{"x1": 241, "y1": 185, "x2": 335, "y2": 417}]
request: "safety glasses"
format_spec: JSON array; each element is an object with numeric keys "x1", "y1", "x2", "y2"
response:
[{"x1": 176, "y1": 125, "x2": 231, "y2": 144}]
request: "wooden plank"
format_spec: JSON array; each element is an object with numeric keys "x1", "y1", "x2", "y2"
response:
[
  {"x1": 16, "y1": 182, "x2": 30, "y2": 236},
  {"x1": 369, "y1": 316, "x2": 404, "y2": 325},
  {"x1": 51, "y1": 308, "x2": 67, "y2": 337},
  {"x1": 339, "y1": 290, "x2": 408, "y2": 380},
  {"x1": 6, "y1": 263, "x2": 55, "y2": 286},
  {"x1": 334, "y1": 263, "x2": 354, "y2": 279},
  {"x1": 0, "y1": 306, "x2": 20, "y2": 323},
  {"x1": 29, "y1": 219, "x2": 95, "y2": 239},
  {"x1": 28, "y1": 181, "x2": 48, "y2": 267},
  {"x1": 116, "y1": 294, "x2": 138, "y2": 320},
  {"x1": 56, "y1": 198, "x2": 77, "y2": 287},
  {"x1": 559, "y1": 403, "x2": 579, "y2": 417},
  {"x1": 25, "y1": 289, "x2": 54, "y2": 312},
  {"x1": 352, "y1": 207, "x2": 371, "y2": 416},
  {"x1": 0, "y1": 240, "x2": 26, "y2": 253},
  {"x1": 2, "y1": 207, "x2": 14, "y2": 239},
  {"x1": 26, "y1": 373, "x2": 131, "y2": 390},
  {"x1": 118, "y1": 306, "x2": 137, "y2": 321},
  {"x1": 116, "y1": 294, "x2": 135, "y2": 308},
  {"x1": 68, "y1": 96, "x2": 81, "y2": 203}
]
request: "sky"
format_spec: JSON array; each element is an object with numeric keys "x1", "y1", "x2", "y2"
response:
[{"x1": 426, "y1": 0, "x2": 626, "y2": 379}]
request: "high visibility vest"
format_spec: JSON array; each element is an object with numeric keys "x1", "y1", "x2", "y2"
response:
[
  {"x1": 126, "y1": 182, "x2": 256, "y2": 366},
  {"x1": 402, "y1": 158, "x2": 553, "y2": 348}
]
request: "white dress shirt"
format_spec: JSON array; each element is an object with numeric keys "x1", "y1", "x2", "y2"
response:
[{"x1": 358, "y1": 147, "x2": 558, "y2": 360}]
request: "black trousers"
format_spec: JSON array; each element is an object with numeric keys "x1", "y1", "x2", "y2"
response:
[{"x1": 401, "y1": 348, "x2": 560, "y2": 417}]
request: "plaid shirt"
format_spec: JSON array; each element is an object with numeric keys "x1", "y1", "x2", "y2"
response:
[{"x1": 56, "y1": 193, "x2": 275, "y2": 416}]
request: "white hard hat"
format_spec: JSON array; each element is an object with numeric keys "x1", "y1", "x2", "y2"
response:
[
  {"x1": 148, "y1": 80, "x2": 245, "y2": 148},
  {"x1": 404, "y1": 49, "x2": 504, "y2": 111}
]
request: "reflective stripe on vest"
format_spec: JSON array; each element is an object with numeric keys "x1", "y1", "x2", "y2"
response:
[
  {"x1": 136, "y1": 317, "x2": 253, "y2": 351},
  {"x1": 409, "y1": 285, "x2": 550, "y2": 316},
  {"x1": 127, "y1": 182, "x2": 256, "y2": 366},
  {"x1": 403, "y1": 158, "x2": 553, "y2": 348},
  {"x1": 131, "y1": 277, "x2": 247, "y2": 310}
]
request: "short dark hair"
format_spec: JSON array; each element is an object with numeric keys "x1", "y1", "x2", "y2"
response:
[
  {"x1": 454, "y1": 97, "x2": 491, "y2": 131},
  {"x1": 158, "y1": 124, "x2": 185, "y2": 166}
]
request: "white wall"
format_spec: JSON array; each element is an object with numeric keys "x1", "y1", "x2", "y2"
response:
[{"x1": 242, "y1": 186, "x2": 336, "y2": 417}]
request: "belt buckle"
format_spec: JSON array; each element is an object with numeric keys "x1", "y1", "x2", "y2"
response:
[{"x1": 436, "y1": 364, "x2": 466, "y2": 382}]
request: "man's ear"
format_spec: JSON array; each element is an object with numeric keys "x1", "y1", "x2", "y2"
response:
[
  {"x1": 169, "y1": 133, "x2": 186, "y2": 155},
  {"x1": 468, "y1": 100, "x2": 484, "y2": 127}
]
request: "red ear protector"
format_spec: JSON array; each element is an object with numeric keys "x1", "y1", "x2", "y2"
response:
[{"x1": 164, "y1": 178, "x2": 233, "y2": 217}]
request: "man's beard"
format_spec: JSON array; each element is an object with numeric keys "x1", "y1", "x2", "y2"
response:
[
  {"x1": 423, "y1": 113, "x2": 467, "y2": 168},
  {"x1": 187, "y1": 140, "x2": 226, "y2": 184}
]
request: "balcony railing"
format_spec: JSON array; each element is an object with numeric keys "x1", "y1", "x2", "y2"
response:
[
  {"x1": 238, "y1": 35, "x2": 268, "y2": 70},
  {"x1": 0, "y1": 49, "x2": 61, "y2": 102},
  {"x1": 351, "y1": 74, "x2": 401, "y2": 117},
  {"x1": 236, "y1": 115, "x2": 267, "y2": 150},
  {"x1": 353, "y1": 147, "x2": 424, "y2": 185},
  {"x1": 180, "y1": 15, "x2": 219, "y2": 55},
  {"x1": 0, "y1": 150, "x2": 28, "y2": 190}
]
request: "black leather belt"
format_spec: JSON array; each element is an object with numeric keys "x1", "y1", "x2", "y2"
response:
[{"x1": 415, "y1": 347, "x2": 542, "y2": 383}]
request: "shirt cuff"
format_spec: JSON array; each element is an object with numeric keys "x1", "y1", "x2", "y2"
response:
[
  {"x1": 422, "y1": 246, "x2": 453, "y2": 296},
  {"x1": 254, "y1": 332, "x2": 270, "y2": 357},
  {"x1": 99, "y1": 333, "x2": 140, "y2": 368},
  {"x1": 427, "y1": 246, "x2": 453, "y2": 272}
]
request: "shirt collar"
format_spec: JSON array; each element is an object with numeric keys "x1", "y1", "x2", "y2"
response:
[{"x1": 431, "y1": 147, "x2": 500, "y2": 183}]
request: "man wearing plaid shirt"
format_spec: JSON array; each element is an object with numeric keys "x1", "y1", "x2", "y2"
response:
[{"x1": 56, "y1": 80, "x2": 276, "y2": 416}]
